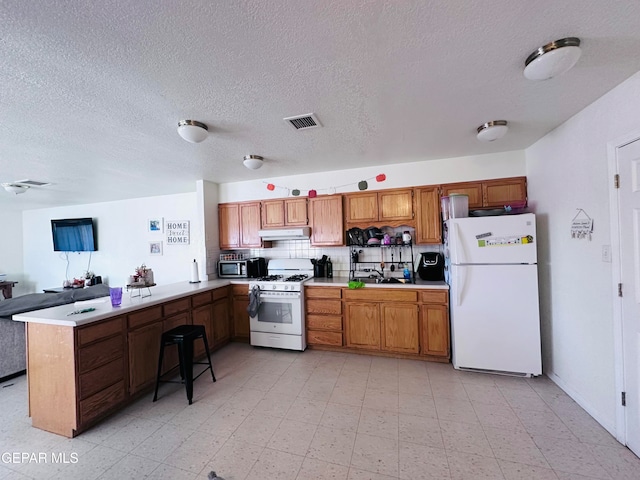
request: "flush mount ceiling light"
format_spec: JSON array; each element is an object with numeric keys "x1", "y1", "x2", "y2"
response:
[
  {"x1": 1, "y1": 183, "x2": 29, "y2": 195},
  {"x1": 477, "y1": 121, "x2": 509, "y2": 142},
  {"x1": 524, "y1": 37, "x2": 582, "y2": 81},
  {"x1": 177, "y1": 120, "x2": 209, "y2": 143},
  {"x1": 243, "y1": 155, "x2": 264, "y2": 170}
]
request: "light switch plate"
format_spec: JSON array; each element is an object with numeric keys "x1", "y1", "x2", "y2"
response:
[{"x1": 602, "y1": 245, "x2": 612, "y2": 263}]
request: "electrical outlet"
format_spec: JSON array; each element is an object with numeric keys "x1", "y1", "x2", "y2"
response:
[{"x1": 602, "y1": 245, "x2": 612, "y2": 263}]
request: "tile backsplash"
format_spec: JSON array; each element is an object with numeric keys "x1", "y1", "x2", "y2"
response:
[{"x1": 242, "y1": 240, "x2": 442, "y2": 278}]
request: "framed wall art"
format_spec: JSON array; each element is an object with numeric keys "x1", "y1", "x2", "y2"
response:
[
  {"x1": 149, "y1": 241, "x2": 163, "y2": 256},
  {"x1": 148, "y1": 218, "x2": 163, "y2": 233}
]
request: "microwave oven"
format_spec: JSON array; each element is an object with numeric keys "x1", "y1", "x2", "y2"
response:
[{"x1": 218, "y1": 257, "x2": 267, "y2": 278}]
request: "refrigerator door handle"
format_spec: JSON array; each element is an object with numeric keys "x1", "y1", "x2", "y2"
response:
[
  {"x1": 452, "y1": 223, "x2": 469, "y2": 265},
  {"x1": 455, "y1": 266, "x2": 466, "y2": 306}
]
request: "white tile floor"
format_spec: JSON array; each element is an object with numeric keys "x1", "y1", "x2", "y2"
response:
[{"x1": 1, "y1": 343, "x2": 639, "y2": 479}]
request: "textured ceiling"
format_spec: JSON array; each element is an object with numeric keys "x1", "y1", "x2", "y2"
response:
[{"x1": 2, "y1": 0, "x2": 640, "y2": 211}]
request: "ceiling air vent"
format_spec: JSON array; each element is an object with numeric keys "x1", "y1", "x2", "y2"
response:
[
  {"x1": 283, "y1": 113, "x2": 322, "y2": 130},
  {"x1": 14, "y1": 179, "x2": 51, "y2": 187}
]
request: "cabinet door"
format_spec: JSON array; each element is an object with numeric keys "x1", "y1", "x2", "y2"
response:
[
  {"x1": 262, "y1": 200, "x2": 285, "y2": 228},
  {"x1": 285, "y1": 198, "x2": 308, "y2": 226},
  {"x1": 309, "y1": 196, "x2": 344, "y2": 246},
  {"x1": 441, "y1": 183, "x2": 483, "y2": 209},
  {"x1": 378, "y1": 189, "x2": 413, "y2": 222},
  {"x1": 240, "y1": 202, "x2": 262, "y2": 247},
  {"x1": 344, "y1": 302, "x2": 380, "y2": 349},
  {"x1": 232, "y1": 295, "x2": 250, "y2": 339},
  {"x1": 218, "y1": 203, "x2": 240, "y2": 249},
  {"x1": 128, "y1": 322, "x2": 163, "y2": 395},
  {"x1": 344, "y1": 192, "x2": 378, "y2": 223},
  {"x1": 381, "y1": 303, "x2": 419, "y2": 354},
  {"x1": 192, "y1": 304, "x2": 213, "y2": 358},
  {"x1": 414, "y1": 186, "x2": 442, "y2": 244},
  {"x1": 483, "y1": 177, "x2": 527, "y2": 207},
  {"x1": 420, "y1": 304, "x2": 450, "y2": 357},
  {"x1": 212, "y1": 298, "x2": 230, "y2": 346}
]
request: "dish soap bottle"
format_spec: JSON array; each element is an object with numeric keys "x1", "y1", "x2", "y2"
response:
[
  {"x1": 326, "y1": 257, "x2": 333, "y2": 278},
  {"x1": 403, "y1": 263, "x2": 411, "y2": 281}
]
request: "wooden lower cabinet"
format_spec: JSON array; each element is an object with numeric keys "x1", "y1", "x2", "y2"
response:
[
  {"x1": 212, "y1": 297, "x2": 231, "y2": 346},
  {"x1": 232, "y1": 285, "x2": 250, "y2": 340},
  {"x1": 305, "y1": 286, "x2": 343, "y2": 346},
  {"x1": 381, "y1": 303, "x2": 419, "y2": 354},
  {"x1": 128, "y1": 321, "x2": 163, "y2": 395},
  {"x1": 345, "y1": 302, "x2": 380, "y2": 349},
  {"x1": 340, "y1": 287, "x2": 449, "y2": 361}
]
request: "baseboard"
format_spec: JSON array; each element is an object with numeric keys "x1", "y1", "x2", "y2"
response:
[
  {"x1": 546, "y1": 370, "x2": 617, "y2": 439},
  {"x1": 0, "y1": 369, "x2": 26, "y2": 384}
]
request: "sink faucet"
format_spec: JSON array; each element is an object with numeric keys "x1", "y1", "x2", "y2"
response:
[{"x1": 369, "y1": 268, "x2": 384, "y2": 278}]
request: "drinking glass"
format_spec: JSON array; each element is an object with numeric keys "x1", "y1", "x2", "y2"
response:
[{"x1": 109, "y1": 287, "x2": 123, "y2": 307}]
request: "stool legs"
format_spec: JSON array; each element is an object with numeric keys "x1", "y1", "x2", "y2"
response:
[
  {"x1": 152, "y1": 340, "x2": 166, "y2": 402},
  {"x1": 202, "y1": 332, "x2": 216, "y2": 383}
]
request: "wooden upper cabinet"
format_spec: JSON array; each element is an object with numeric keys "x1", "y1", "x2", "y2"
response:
[
  {"x1": 309, "y1": 195, "x2": 344, "y2": 246},
  {"x1": 378, "y1": 189, "x2": 413, "y2": 222},
  {"x1": 261, "y1": 198, "x2": 308, "y2": 228},
  {"x1": 218, "y1": 203, "x2": 240, "y2": 249},
  {"x1": 344, "y1": 188, "x2": 414, "y2": 224},
  {"x1": 441, "y1": 177, "x2": 527, "y2": 210},
  {"x1": 441, "y1": 183, "x2": 483, "y2": 209},
  {"x1": 239, "y1": 202, "x2": 262, "y2": 247},
  {"x1": 344, "y1": 192, "x2": 378, "y2": 224},
  {"x1": 414, "y1": 186, "x2": 441, "y2": 244},
  {"x1": 483, "y1": 177, "x2": 527, "y2": 207}
]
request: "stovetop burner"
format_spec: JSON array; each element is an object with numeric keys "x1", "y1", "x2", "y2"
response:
[
  {"x1": 256, "y1": 275, "x2": 283, "y2": 282},
  {"x1": 285, "y1": 274, "x2": 309, "y2": 282}
]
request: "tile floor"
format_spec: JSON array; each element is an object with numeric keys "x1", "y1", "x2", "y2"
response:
[{"x1": 1, "y1": 343, "x2": 639, "y2": 479}]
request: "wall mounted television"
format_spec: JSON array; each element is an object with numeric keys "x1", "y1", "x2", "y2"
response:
[{"x1": 51, "y1": 218, "x2": 97, "y2": 252}]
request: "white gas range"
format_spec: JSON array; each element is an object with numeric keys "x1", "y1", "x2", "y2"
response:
[{"x1": 248, "y1": 258, "x2": 314, "y2": 351}]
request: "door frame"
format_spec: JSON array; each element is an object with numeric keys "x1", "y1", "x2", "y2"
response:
[{"x1": 607, "y1": 128, "x2": 640, "y2": 445}]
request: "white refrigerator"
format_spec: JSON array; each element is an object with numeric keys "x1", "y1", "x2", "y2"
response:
[{"x1": 445, "y1": 213, "x2": 542, "y2": 377}]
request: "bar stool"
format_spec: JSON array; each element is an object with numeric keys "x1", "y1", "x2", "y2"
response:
[{"x1": 153, "y1": 324, "x2": 216, "y2": 405}]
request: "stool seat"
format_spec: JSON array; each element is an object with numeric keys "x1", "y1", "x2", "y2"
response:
[{"x1": 153, "y1": 324, "x2": 216, "y2": 404}]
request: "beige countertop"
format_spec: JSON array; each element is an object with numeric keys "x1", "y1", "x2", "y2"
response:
[
  {"x1": 306, "y1": 275, "x2": 448, "y2": 289},
  {"x1": 13, "y1": 280, "x2": 234, "y2": 327}
]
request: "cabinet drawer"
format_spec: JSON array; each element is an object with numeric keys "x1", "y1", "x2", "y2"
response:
[
  {"x1": 343, "y1": 289, "x2": 417, "y2": 303},
  {"x1": 306, "y1": 287, "x2": 342, "y2": 299},
  {"x1": 163, "y1": 298, "x2": 190, "y2": 317},
  {"x1": 79, "y1": 380, "x2": 126, "y2": 426},
  {"x1": 232, "y1": 285, "x2": 248, "y2": 296},
  {"x1": 79, "y1": 357, "x2": 124, "y2": 400},
  {"x1": 308, "y1": 330, "x2": 343, "y2": 346},
  {"x1": 420, "y1": 290, "x2": 449, "y2": 305},
  {"x1": 128, "y1": 306, "x2": 162, "y2": 329},
  {"x1": 307, "y1": 314, "x2": 342, "y2": 331},
  {"x1": 78, "y1": 335, "x2": 124, "y2": 374},
  {"x1": 306, "y1": 299, "x2": 342, "y2": 315},
  {"x1": 212, "y1": 286, "x2": 229, "y2": 302},
  {"x1": 77, "y1": 316, "x2": 124, "y2": 347},
  {"x1": 192, "y1": 291, "x2": 212, "y2": 307}
]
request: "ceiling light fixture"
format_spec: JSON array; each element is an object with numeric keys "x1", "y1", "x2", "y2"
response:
[
  {"x1": 524, "y1": 37, "x2": 581, "y2": 81},
  {"x1": 177, "y1": 120, "x2": 209, "y2": 143},
  {"x1": 243, "y1": 155, "x2": 264, "y2": 170},
  {"x1": 2, "y1": 183, "x2": 29, "y2": 195},
  {"x1": 476, "y1": 121, "x2": 509, "y2": 142}
]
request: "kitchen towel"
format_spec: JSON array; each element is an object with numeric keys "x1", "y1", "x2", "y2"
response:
[
  {"x1": 190, "y1": 259, "x2": 200, "y2": 283},
  {"x1": 247, "y1": 285, "x2": 261, "y2": 317}
]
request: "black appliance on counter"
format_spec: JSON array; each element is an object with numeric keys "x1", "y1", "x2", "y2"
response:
[
  {"x1": 247, "y1": 257, "x2": 267, "y2": 278},
  {"x1": 417, "y1": 252, "x2": 444, "y2": 281}
]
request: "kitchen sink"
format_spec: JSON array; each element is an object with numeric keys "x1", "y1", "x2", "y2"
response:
[{"x1": 352, "y1": 277, "x2": 411, "y2": 285}]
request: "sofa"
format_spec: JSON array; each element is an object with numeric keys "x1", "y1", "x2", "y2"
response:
[{"x1": 0, "y1": 284, "x2": 110, "y2": 381}]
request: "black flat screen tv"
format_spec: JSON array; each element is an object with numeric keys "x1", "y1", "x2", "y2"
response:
[{"x1": 51, "y1": 218, "x2": 97, "y2": 252}]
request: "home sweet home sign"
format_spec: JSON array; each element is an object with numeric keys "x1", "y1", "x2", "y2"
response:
[{"x1": 165, "y1": 220, "x2": 190, "y2": 245}]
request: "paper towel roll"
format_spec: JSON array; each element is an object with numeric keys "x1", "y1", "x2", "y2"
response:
[{"x1": 190, "y1": 259, "x2": 200, "y2": 283}]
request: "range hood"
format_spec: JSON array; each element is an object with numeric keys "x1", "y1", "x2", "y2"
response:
[{"x1": 258, "y1": 227, "x2": 311, "y2": 240}]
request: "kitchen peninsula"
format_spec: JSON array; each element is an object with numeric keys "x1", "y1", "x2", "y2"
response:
[{"x1": 13, "y1": 280, "x2": 233, "y2": 438}]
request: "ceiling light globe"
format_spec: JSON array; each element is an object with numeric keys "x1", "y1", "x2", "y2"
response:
[
  {"x1": 3, "y1": 184, "x2": 29, "y2": 194},
  {"x1": 476, "y1": 121, "x2": 509, "y2": 142},
  {"x1": 177, "y1": 120, "x2": 209, "y2": 143},
  {"x1": 524, "y1": 38, "x2": 582, "y2": 81},
  {"x1": 243, "y1": 155, "x2": 264, "y2": 170}
]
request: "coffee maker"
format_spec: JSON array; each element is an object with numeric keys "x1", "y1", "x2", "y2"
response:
[{"x1": 416, "y1": 252, "x2": 444, "y2": 281}]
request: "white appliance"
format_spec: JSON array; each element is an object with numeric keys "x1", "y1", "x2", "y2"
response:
[
  {"x1": 258, "y1": 227, "x2": 311, "y2": 240},
  {"x1": 445, "y1": 213, "x2": 542, "y2": 377},
  {"x1": 248, "y1": 258, "x2": 313, "y2": 351}
]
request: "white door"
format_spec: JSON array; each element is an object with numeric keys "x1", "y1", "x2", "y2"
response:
[
  {"x1": 450, "y1": 264, "x2": 542, "y2": 376},
  {"x1": 617, "y1": 137, "x2": 640, "y2": 456},
  {"x1": 447, "y1": 213, "x2": 537, "y2": 265}
]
